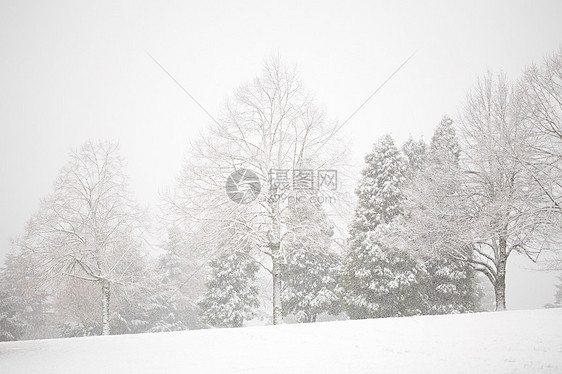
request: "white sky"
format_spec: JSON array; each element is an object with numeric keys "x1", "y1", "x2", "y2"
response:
[{"x1": 1, "y1": 0, "x2": 561, "y2": 309}]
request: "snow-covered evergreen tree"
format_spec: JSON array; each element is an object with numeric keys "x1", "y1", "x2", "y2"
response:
[
  {"x1": 350, "y1": 135, "x2": 407, "y2": 233},
  {"x1": 342, "y1": 135, "x2": 428, "y2": 319},
  {"x1": 198, "y1": 250, "x2": 260, "y2": 328},
  {"x1": 402, "y1": 136, "x2": 427, "y2": 179},
  {"x1": 145, "y1": 227, "x2": 206, "y2": 332},
  {"x1": 0, "y1": 289, "x2": 25, "y2": 341},
  {"x1": 424, "y1": 257, "x2": 480, "y2": 314},
  {"x1": 147, "y1": 236, "x2": 193, "y2": 332},
  {"x1": 428, "y1": 117, "x2": 460, "y2": 164},
  {"x1": 117, "y1": 227, "x2": 206, "y2": 334},
  {"x1": 281, "y1": 250, "x2": 341, "y2": 322},
  {"x1": 282, "y1": 189, "x2": 341, "y2": 323},
  {"x1": 0, "y1": 249, "x2": 50, "y2": 340},
  {"x1": 403, "y1": 117, "x2": 481, "y2": 314}
]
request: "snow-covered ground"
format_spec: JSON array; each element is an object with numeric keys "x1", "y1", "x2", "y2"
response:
[{"x1": 1, "y1": 308, "x2": 561, "y2": 373}]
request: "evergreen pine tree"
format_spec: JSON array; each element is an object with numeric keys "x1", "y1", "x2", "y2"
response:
[
  {"x1": 281, "y1": 250, "x2": 341, "y2": 322},
  {"x1": 424, "y1": 257, "x2": 480, "y2": 314},
  {"x1": 402, "y1": 136, "x2": 427, "y2": 179},
  {"x1": 428, "y1": 116, "x2": 461, "y2": 166},
  {"x1": 281, "y1": 189, "x2": 341, "y2": 323},
  {"x1": 143, "y1": 227, "x2": 205, "y2": 332},
  {"x1": 413, "y1": 117, "x2": 481, "y2": 314},
  {"x1": 0, "y1": 289, "x2": 25, "y2": 341},
  {"x1": 1, "y1": 249, "x2": 50, "y2": 339},
  {"x1": 198, "y1": 250, "x2": 260, "y2": 328},
  {"x1": 342, "y1": 135, "x2": 428, "y2": 319}
]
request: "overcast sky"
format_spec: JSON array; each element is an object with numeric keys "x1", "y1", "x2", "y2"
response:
[{"x1": 1, "y1": 0, "x2": 561, "y2": 309}]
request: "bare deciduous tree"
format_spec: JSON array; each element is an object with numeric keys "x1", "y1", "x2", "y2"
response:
[
  {"x1": 402, "y1": 74, "x2": 555, "y2": 311},
  {"x1": 19, "y1": 141, "x2": 148, "y2": 335},
  {"x1": 518, "y1": 47, "x2": 562, "y2": 212},
  {"x1": 165, "y1": 57, "x2": 347, "y2": 324},
  {"x1": 461, "y1": 73, "x2": 558, "y2": 310}
]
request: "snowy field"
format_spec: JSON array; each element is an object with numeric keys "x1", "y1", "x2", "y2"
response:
[{"x1": 1, "y1": 308, "x2": 561, "y2": 373}]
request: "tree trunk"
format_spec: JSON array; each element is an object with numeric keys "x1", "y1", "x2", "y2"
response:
[
  {"x1": 101, "y1": 280, "x2": 111, "y2": 335},
  {"x1": 271, "y1": 242, "x2": 283, "y2": 325},
  {"x1": 494, "y1": 277, "x2": 506, "y2": 311},
  {"x1": 495, "y1": 234, "x2": 508, "y2": 311}
]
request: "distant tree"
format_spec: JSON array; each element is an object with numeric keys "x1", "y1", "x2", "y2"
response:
[
  {"x1": 553, "y1": 274, "x2": 562, "y2": 306},
  {"x1": 17, "y1": 141, "x2": 149, "y2": 335},
  {"x1": 142, "y1": 227, "x2": 206, "y2": 332},
  {"x1": 0, "y1": 289, "x2": 25, "y2": 341},
  {"x1": 342, "y1": 135, "x2": 428, "y2": 319},
  {"x1": 53, "y1": 278, "x2": 101, "y2": 337},
  {"x1": 198, "y1": 250, "x2": 260, "y2": 328},
  {"x1": 0, "y1": 249, "x2": 50, "y2": 340}
]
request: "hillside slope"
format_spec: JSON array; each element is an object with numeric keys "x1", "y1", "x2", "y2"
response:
[{"x1": 1, "y1": 309, "x2": 561, "y2": 373}]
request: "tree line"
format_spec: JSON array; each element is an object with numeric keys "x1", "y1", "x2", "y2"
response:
[{"x1": 1, "y1": 49, "x2": 561, "y2": 341}]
